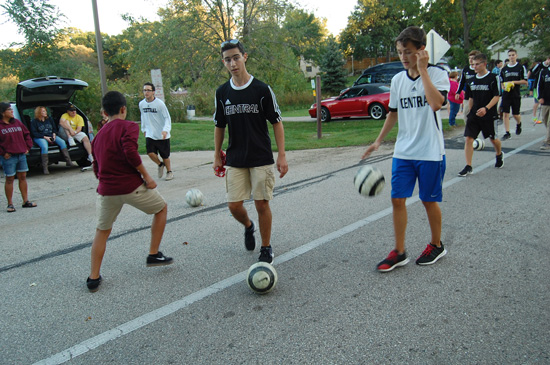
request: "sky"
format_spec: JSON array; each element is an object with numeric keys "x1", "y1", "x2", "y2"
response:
[{"x1": 0, "y1": 0, "x2": 357, "y2": 48}]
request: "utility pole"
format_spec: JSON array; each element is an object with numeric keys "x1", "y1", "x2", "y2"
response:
[{"x1": 92, "y1": 0, "x2": 108, "y2": 96}]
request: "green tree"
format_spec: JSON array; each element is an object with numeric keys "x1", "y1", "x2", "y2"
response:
[
  {"x1": 319, "y1": 37, "x2": 347, "y2": 95},
  {"x1": 0, "y1": 0, "x2": 78, "y2": 79},
  {"x1": 281, "y1": 6, "x2": 327, "y2": 62},
  {"x1": 340, "y1": 0, "x2": 421, "y2": 60}
]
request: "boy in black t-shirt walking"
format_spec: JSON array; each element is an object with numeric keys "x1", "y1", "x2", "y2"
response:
[
  {"x1": 500, "y1": 49, "x2": 528, "y2": 140},
  {"x1": 213, "y1": 39, "x2": 288, "y2": 264},
  {"x1": 458, "y1": 53, "x2": 503, "y2": 176}
]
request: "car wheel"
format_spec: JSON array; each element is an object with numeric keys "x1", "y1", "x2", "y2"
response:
[
  {"x1": 369, "y1": 103, "x2": 386, "y2": 120},
  {"x1": 321, "y1": 107, "x2": 331, "y2": 122}
]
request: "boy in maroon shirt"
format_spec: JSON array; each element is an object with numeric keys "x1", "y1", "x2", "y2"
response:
[{"x1": 86, "y1": 91, "x2": 173, "y2": 292}]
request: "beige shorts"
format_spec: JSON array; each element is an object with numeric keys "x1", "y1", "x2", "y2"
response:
[
  {"x1": 96, "y1": 184, "x2": 166, "y2": 230},
  {"x1": 73, "y1": 131, "x2": 88, "y2": 142},
  {"x1": 226, "y1": 165, "x2": 275, "y2": 202}
]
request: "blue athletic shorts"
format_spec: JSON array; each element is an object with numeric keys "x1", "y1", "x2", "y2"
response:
[
  {"x1": 0, "y1": 153, "x2": 29, "y2": 177},
  {"x1": 391, "y1": 156, "x2": 446, "y2": 202}
]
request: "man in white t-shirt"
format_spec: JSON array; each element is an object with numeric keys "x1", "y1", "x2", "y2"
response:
[
  {"x1": 139, "y1": 83, "x2": 173, "y2": 181},
  {"x1": 362, "y1": 26, "x2": 450, "y2": 272}
]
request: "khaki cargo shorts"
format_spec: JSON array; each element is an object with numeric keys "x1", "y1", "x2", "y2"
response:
[
  {"x1": 226, "y1": 165, "x2": 275, "y2": 202},
  {"x1": 96, "y1": 184, "x2": 166, "y2": 230}
]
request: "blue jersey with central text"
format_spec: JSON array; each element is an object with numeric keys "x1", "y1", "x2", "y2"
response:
[
  {"x1": 214, "y1": 76, "x2": 282, "y2": 167},
  {"x1": 389, "y1": 66, "x2": 450, "y2": 161}
]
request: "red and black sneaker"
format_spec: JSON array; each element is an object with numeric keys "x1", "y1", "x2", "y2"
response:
[
  {"x1": 376, "y1": 249, "x2": 410, "y2": 272},
  {"x1": 416, "y1": 242, "x2": 447, "y2": 265}
]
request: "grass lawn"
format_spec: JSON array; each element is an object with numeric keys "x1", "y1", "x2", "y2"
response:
[{"x1": 137, "y1": 115, "x2": 463, "y2": 154}]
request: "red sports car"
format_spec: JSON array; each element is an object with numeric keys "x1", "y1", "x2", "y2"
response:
[{"x1": 309, "y1": 83, "x2": 390, "y2": 122}]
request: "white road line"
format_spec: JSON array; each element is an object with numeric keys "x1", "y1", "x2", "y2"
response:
[{"x1": 34, "y1": 137, "x2": 545, "y2": 365}]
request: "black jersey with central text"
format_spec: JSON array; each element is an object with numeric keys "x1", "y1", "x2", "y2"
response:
[
  {"x1": 465, "y1": 72, "x2": 500, "y2": 121},
  {"x1": 458, "y1": 66, "x2": 477, "y2": 99},
  {"x1": 499, "y1": 63, "x2": 527, "y2": 98},
  {"x1": 537, "y1": 66, "x2": 550, "y2": 106},
  {"x1": 214, "y1": 76, "x2": 282, "y2": 168}
]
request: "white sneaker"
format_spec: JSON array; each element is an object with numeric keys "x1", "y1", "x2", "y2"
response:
[
  {"x1": 68, "y1": 137, "x2": 76, "y2": 146},
  {"x1": 87, "y1": 154, "x2": 94, "y2": 163},
  {"x1": 158, "y1": 163, "x2": 165, "y2": 178},
  {"x1": 165, "y1": 171, "x2": 173, "y2": 181}
]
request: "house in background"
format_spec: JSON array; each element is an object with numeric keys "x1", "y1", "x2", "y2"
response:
[
  {"x1": 299, "y1": 56, "x2": 320, "y2": 78},
  {"x1": 487, "y1": 31, "x2": 537, "y2": 61}
]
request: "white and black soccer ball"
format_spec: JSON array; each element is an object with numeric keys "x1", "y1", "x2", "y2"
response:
[
  {"x1": 247, "y1": 262, "x2": 278, "y2": 294},
  {"x1": 354, "y1": 165, "x2": 385, "y2": 197},
  {"x1": 185, "y1": 188, "x2": 203, "y2": 207},
  {"x1": 473, "y1": 138, "x2": 485, "y2": 151}
]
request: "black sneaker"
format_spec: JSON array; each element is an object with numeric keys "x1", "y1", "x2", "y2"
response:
[
  {"x1": 416, "y1": 242, "x2": 447, "y2": 265},
  {"x1": 495, "y1": 153, "x2": 504, "y2": 168},
  {"x1": 458, "y1": 165, "x2": 473, "y2": 177},
  {"x1": 516, "y1": 123, "x2": 522, "y2": 135},
  {"x1": 86, "y1": 276, "x2": 102, "y2": 292},
  {"x1": 502, "y1": 132, "x2": 511, "y2": 141},
  {"x1": 244, "y1": 221, "x2": 256, "y2": 251},
  {"x1": 259, "y1": 246, "x2": 274, "y2": 263},
  {"x1": 376, "y1": 250, "x2": 409, "y2": 272},
  {"x1": 146, "y1": 251, "x2": 174, "y2": 267}
]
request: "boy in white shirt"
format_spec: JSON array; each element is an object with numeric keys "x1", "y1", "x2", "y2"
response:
[
  {"x1": 139, "y1": 83, "x2": 174, "y2": 181},
  {"x1": 362, "y1": 26, "x2": 450, "y2": 272}
]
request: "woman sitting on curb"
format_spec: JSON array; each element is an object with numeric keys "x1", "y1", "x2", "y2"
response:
[{"x1": 30, "y1": 106, "x2": 75, "y2": 174}]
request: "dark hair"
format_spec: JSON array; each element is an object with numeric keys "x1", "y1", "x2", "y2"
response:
[
  {"x1": 221, "y1": 39, "x2": 245, "y2": 56},
  {"x1": 143, "y1": 82, "x2": 155, "y2": 91},
  {"x1": 0, "y1": 102, "x2": 14, "y2": 122},
  {"x1": 395, "y1": 26, "x2": 426, "y2": 49},
  {"x1": 473, "y1": 53, "x2": 487, "y2": 63},
  {"x1": 0, "y1": 102, "x2": 11, "y2": 113},
  {"x1": 102, "y1": 91, "x2": 127, "y2": 117},
  {"x1": 496, "y1": 59, "x2": 503, "y2": 64},
  {"x1": 508, "y1": 49, "x2": 517, "y2": 54}
]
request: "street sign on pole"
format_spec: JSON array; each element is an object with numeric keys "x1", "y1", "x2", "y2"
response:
[{"x1": 426, "y1": 29, "x2": 451, "y2": 65}]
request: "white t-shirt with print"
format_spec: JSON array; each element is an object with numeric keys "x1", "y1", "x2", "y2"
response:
[{"x1": 390, "y1": 66, "x2": 450, "y2": 161}]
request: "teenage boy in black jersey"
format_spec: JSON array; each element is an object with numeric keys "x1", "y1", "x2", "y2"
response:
[
  {"x1": 458, "y1": 53, "x2": 503, "y2": 177},
  {"x1": 500, "y1": 49, "x2": 528, "y2": 140},
  {"x1": 213, "y1": 39, "x2": 288, "y2": 264},
  {"x1": 456, "y1": 50, "x2": 481, "y2": 120}
]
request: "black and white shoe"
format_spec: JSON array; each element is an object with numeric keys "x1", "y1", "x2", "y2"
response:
[
  {"x1": 458, "y1": 165, "x2": 473, "y2": 177},
  {"x1": 146, "y1": 251, "x2": 174, "y2": 267},
  {"x1": 259, "y1": 246, "x2": 274, "y2": 264},
  {"x1": 502, "y1": 132, "x2": 511, "y2": 141},
  {"x1": 244, "y1": 221, "x2": 256, "y2": 251},
  {"x1": 495, "y1": 153, "x2": 504, "y2": 168},
  {"x1": 86, "y1": 276, "x2": 102, "y2": 292}
]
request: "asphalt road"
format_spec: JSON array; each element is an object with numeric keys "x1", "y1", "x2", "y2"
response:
[{"x1": 1, "y1": 98, "x2": 548, "y2": 364}]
